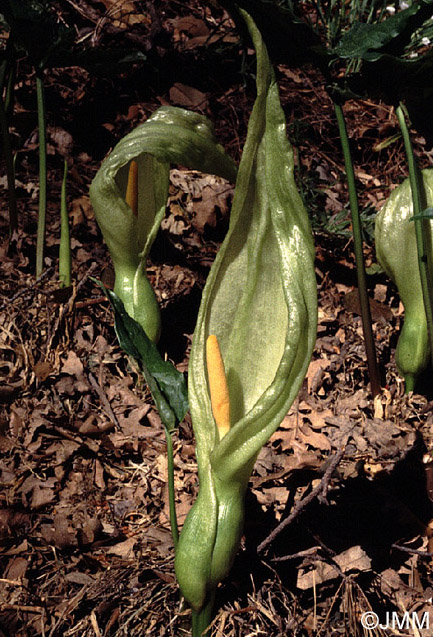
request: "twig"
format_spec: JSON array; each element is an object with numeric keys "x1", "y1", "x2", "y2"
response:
[
  {"x1": 272, "y1": 546, "x2": 320, "y2": 562},
  {"x1": 0, "y1": 267, "x2": 54, "y2": 311},
  {"x1": 89, "y1": 611, "x2": 102, "y2": 637},
  {"x1": 88, "y1": 371, "x2": 119, "y2": 429},
  {"x1": 58, "y1": 262, "x2": 98, "y2": 323},
  {"x1": 0, "y1": 603, "x2": 44, "y2": 613},
  {"x1": 46, "y1": 262, "x2": 98, "y2": 353},
  {"x1": 257, "y1": 440, "x2": 348, "y2": 553},
  {"x1": 391, "y1": 543, "x2": 433, "y2": 558},
  {"x1": 0, "y1": 578, "x2": 23, "y2": 585},
  {"x1": 74, "y1": 296, "x2": 108, "y2": 309}
]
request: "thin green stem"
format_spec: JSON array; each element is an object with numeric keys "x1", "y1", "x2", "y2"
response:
[
  {"x1": 396, "y1": 103, "x2": 433, "y2": 371},
  {"x1": 59, "y1": 159, "x2": 71, "y2": 287},
  {"x1": 333, "y1": 101, "x2": 381, "y2": 397},
  {"x1": 0, "y1": 60, "x2": 17, "y2": 234},
  {"x1": 164, "y1": 428, "x2": 179, "y2": 549},
  {"x1": 36, "y1": 71, "x2": 47, "y2": 276}
]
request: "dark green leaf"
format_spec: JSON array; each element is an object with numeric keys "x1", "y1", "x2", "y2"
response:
[
  {"x1": 0, "y1": 0, "x2": 75, "y2": 68},
  {"x1": 93, "y1": 279, "x2": 188, "y2": 431},
  {"x1": 216, "y1": 0, "x2": 328, "y2": 69},
  {"x1": 333, "y1": 0, "x2": 433, "y2": 60},
  {"x1": 410, "y1": 207, "x2": 433, "y2": 221},
  {"x1": 60, "y1": 49, "x2": 147, "y2": 75}
]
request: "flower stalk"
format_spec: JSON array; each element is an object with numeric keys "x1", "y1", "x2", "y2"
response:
[{"x1": 333, "y1": 100, "x2": 381, "y2": 397}]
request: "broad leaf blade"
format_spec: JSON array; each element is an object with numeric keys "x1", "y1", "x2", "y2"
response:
[
  {"x1": 334, "y1": 0, "x2": 433, "y2": 60},
  {"x1": 94, "y1": 280, "x2": 188, "y2": 431}
]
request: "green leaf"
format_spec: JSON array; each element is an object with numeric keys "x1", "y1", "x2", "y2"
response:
[
  {"x1": 333, "y1": 1, "x2": 433, "y2": 61},
  {"x1": 94, "y1": 279, "x2": 188, "y2": 431},
  {"x1": 410, "y1": 206, "x2": 433, "y2": 221},
  {"x1": 0, "y1": 0, "x2": 75, "y2": 69}
]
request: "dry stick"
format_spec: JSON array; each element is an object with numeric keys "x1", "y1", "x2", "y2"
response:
[
  {"x1": 257, "y1": 440, "x2": 348, "y2": 553},
  {"x1": 46, "y1": 262, "x2": 98, "y2": 352},
  {"x1": 74, "y1": 296, "x2": 108, "y2": 309},
  {"x1": 271, "y1": 546, "x2": 320, "y2": 562},
  {"x1": 88, "y1": 371, "x2": 119, "y2": 429},
  {"x1": 0, "y1": 267, "x2": 54, "y2": 311},
  {"x1": 391, "y1": 543, "x2": 433, "y2": 558}
]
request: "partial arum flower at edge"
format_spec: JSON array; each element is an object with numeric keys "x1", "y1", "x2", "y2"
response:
[
  {"x1": 174, "y1": 10, "x2": 317, "y2": 630},
  {"x1": 89, "y1": 108, "x2": 237, "y2": 342}
]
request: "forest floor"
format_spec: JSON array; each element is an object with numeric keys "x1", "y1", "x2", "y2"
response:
[{"x1": 1, "y1": 2, "x2": 433, "y2": 636}]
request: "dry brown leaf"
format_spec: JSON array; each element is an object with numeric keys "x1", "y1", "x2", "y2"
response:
[
  {"x1": 98, "y1": 0, "x2": 145, "y2": 26},
  {"x1": 191, "y1": 182, "x2": 233, "y2": 232},
  {"x1": 61, "y1": 350, "x2": 84, "y2": 376},
  {"x1": 344, "y1": 289, "x2": 393, "y2": 322},
  {"x1": 33, "y1": 360, "x2": 54, "y2": 382},
  {"x1": 70, "y1": 196, "x2": 93, "y2": 226},
  {"x1": 94, "y1": 459, "x2": 105, "y2": 490},
  {"x1": 297, "y1": 545, "x2": 371, "y2": 590},
  {"x1": 306, "y1": 359, "x2": 331, "y2": 394},
  {"x1": 307, "y1": 408, "x2": 334, "y2": 429},
  {"x1": 168, "y1": 83, "x2": 208, "y2": 110},
  {"x1": 40, "y1": 513, "x2": 77, "y2": 549},
  {"x1": 107, "y1": 537, "x2": 136, "y2": 558},
  {"x1": 0, "y1": 510, "x2": 31, "y2": 539},
  {"x1": 251, "y1": 450, "x2": 321, "y2": 487},
  {"x1": 30, "y1": 485, "x2": 56, "y2": 509},
  {"x1": 4, "y1": 556, "x2": 28, "y2": 580}
]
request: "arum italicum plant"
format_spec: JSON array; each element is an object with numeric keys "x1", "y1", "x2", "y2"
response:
[
  {"x1": 89, "y1": 106, "x2": 237, "y2": 342},
  {"x1": 175, "y1": 12, "x2": 317, "y2": 634},
  {"x1": 375, "y1": 168, "x2": 433, "y2": 392}
]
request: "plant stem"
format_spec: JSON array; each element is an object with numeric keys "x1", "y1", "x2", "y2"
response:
[
  {"x1": 0, "y1": 59, "x2": 7, "y2": 90},
  {"x1": 191, "y1": 594, "x2": 215, "y2": 637},
  {"x1": 4, "y1": 58, "x2": 16, "y2": 116},
  {"x1": 36, "y1": 71, "x2": 47, "y2": 276},
  {"x1": 164, "y1": 428, "x2": 179, "y2": 549},
  {"x1": 333, "y1": 101, "x2": 381, "y2": 397},
  {"x1": 0, "y1": 60, "x2": 17, "y2": 234},
  {"x1": 396, "y1": 103, "x2": 433, "y2": 371},
  {"x1": 59, "y1": 159, "x2": 71, "y2": 287}
]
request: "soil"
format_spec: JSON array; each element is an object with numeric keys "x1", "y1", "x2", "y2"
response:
[{"x1": 1, "y1": 2, "x2": 433, "y2": 636}]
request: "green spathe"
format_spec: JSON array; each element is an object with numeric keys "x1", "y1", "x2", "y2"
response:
[
  {"x1": 89, "y1": 108, "x2": 237, "y2": 342},
  {"x1": 175, "y1": 11, "x2": 317, "y2": 614},
  {"x1": 375, "y1": 169, "x2": 433, "y2": 389}
]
